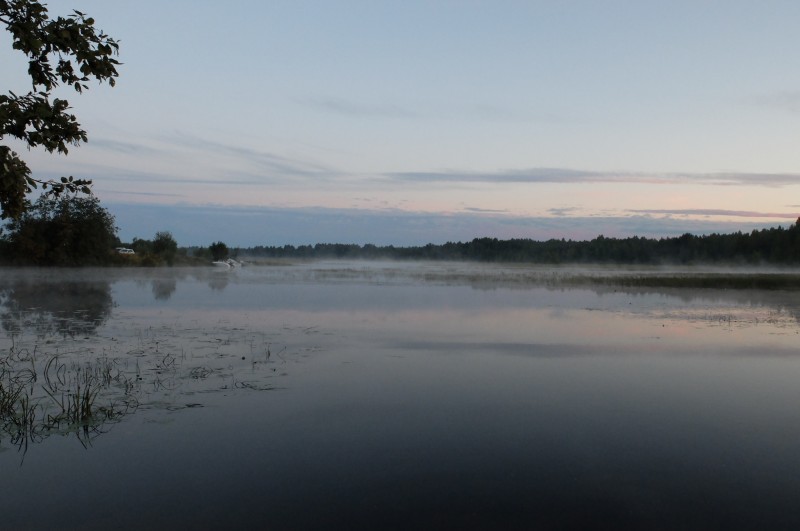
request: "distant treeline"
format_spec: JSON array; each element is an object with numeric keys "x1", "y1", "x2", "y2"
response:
[{"x1": 239, "y1": 219, "x2": 800, "y2": 265}]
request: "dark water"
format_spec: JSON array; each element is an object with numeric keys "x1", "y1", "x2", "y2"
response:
[{"x1": 1, "y1": 263, "x2": 800, "y2": 530}]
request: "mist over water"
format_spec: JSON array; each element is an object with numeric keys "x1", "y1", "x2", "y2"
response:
[{"x1": 2, "y1": 262, "x2": 800, "y2": 529}]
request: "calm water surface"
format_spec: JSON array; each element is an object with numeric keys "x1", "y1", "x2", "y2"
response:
[{"x1": 1, "y1": 262, "x2": 800, "y2": 530}]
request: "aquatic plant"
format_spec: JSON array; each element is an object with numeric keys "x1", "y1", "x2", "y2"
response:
[
  {"x1": 0, "y1": 301, "x2": 301, "y2": 460},
  {"x1": 0, "y1": 348, "x2": 139, "y2": 455}
]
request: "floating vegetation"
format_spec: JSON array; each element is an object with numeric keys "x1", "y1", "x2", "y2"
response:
[
  {"x1": 409, "y1": 268, "x2": 800, "y2": 291},
  {"x1": 0, "y1": 306, "x2": 316, "y2": 458},
  {"x1": 268, "y1": 261, "x2": 800, "y2": 292},
  {"x1": 0, "y1": 347, "x2": 138, "y2": 456},
  {"x1": 554, "y1": 272, "x2": 800, "y2": 291}
]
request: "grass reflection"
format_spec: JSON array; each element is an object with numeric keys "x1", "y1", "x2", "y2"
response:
[
  {"x1": 0, "y1": 343, "x2": 138, "y2": 457},
  {"x1": 0, "y1": 307, "x2": 307, "y2": 461}
]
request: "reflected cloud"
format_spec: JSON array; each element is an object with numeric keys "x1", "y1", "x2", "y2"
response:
[
  {"x1": 2, "y1": 263, "x2": 799, "y2": 465},
  {"x1": 0, "y1": 271, "x2": 304, "y2": 460}
]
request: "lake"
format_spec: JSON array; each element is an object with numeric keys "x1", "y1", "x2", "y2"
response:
[{"x1": 2, "y1": 262, "x2": 800, "y2": 530}]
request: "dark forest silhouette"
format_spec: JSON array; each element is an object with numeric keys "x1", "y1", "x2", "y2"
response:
[{"x1": 239, "y1": 218, "x2": 800, "y2": 265}]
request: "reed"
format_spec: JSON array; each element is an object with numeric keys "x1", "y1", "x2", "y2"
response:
[
  {"x1": 0, "y1": 378, "x2": 23, "y2": 417},
  {"x1": 2, "y1": 311, "x2": 288, "y2": 456},
  {"x1": 2, "y1": 346, "x2": 139, "y2": 457}
]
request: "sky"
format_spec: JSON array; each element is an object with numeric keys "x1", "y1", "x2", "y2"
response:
[{"x1": 3, "y1": 1, "x2": 800, "y2": 246}]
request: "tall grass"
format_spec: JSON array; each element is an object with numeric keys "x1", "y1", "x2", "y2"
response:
[{"x1": 1, "y1": 349, "x2": 138, "y2": 454}]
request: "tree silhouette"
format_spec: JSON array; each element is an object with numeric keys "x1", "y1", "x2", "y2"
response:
[
  {"x1": 0, "y1": 0, "x2": 119, "y2": 219},
  {"x1": 209, "y1": 241, "x2": 229, "y2": 261}
]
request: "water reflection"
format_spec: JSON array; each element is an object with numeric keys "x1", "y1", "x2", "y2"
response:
[
  {"x1": 151, "y1": 277, "x2": 177, "y2": 300},
  {"x1": 0, "y1": 347, "x2": 138, "y2": 455},
  {"x1": 265, "y1": 261, "x2": 800, "y2": 330},
  {"x1": 1, "y1": 264, "x2": 799, "y2": 443},
  {"x1": 0, "y1": 267, "x2": 325, "y2": 456},
  {"x1": 0, "y1": 267, "x2": 306, "y2": 459},
  {"x1": 2, "y1": 264, "x2": 800, "y2": 529},
  {"x1": 0, "y1": 308, "x2": 305, "y2": 458},
  {"x1": 208, "y1": 271, "x2": 230, "y2": 291},
  {"x1": 0, "y1": 277, "x2": 113, "y2": 338},
  {"x1": 120, "y1": 267, "x2": 238, "y2": 298}
]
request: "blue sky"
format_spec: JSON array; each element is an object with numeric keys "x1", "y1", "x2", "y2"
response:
[{"x1": 3, "y1": 1, "x2": 800, "y2": 246}]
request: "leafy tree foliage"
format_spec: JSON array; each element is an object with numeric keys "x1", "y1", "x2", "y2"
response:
[
  {"x1": 152, "y1": 231, "x2": 177, "y2": 265},
  {"x1": 0, "y1": 194, "x2": 119, "y2": 265},
  {"x1": 209, "y1": 241, "x2": 228, "y2": 261},
  {"x1": 0, "y1": 0, "x2": 119, "y2": 219},
  {"x1": 126, "y1": 231, "x2": 179, "y2": 266}
]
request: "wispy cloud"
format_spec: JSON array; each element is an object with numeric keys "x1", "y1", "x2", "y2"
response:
[
  {"x1": 388, "y1": 168, "x2": 617, "y2": 184},
  {"x1": 630, "y1": 209, "x2": 799, "y2": 219},
  {"x1": 752, "y1": 90, "x2": 800, "y2": 113},
  {"x1": 88, "y1": 138, "x2": 161, "y2": 155},
  {"x1": 163, "y1": 132, "x2": 337, "y2": 179},
  {"x1": 36, "y1": 165, "x2": 281, "y2": 187},
  {"x1": 548, "y1": 207, "x2": 579, "y2": 217},
  {"x1": 462, "y1": 206, "x2": 509, "y2": 214},
  {"x1": 107, "y1": 202, "x2": 798, "y2": 247},
  {"x1": 296, "y1": 97, "x2": 418, "y2": 119},
  {"x1": 460, "y1": 103, "x2": 562, "y2": 124},
  {"x1": 709, "y1": 173, "x2": 800, "y2": 187},
  {"x1": 298, "y1": 96, "x2": 561, "y2": 123},
  {"x1": 96, "y1": 189, "x2": 183, "y2": 198},
  {"x1": 386, "y1": 168, "x2": 800, "y2": 187}
]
